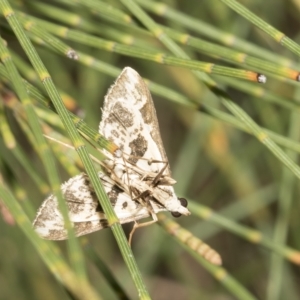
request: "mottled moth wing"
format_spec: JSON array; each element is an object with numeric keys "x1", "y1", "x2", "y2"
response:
[
  {"x1": 99, "y1": 67, "x2": 171, "y2": 176},
  {"x1": 33, "y1": 173, "x2": 167, "y2": 240},
  {"x1": 100, "y1": 67, "x2": 190, "y2": 216}
]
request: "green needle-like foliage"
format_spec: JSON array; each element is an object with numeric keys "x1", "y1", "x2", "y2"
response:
[{"x1": 1, "y1": 1, "x2": 300, "y2": 299}]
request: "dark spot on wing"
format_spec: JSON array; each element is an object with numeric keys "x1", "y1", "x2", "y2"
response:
[
  {"x1": 111, "y1": 129, "x2": 119, "y2": 138},
  {"x1": 74, "y1": 219, "x2": 109, "y2": 235},
  {"x1": 47, "y1": 229, "x2": 68, "y2": 240},
  {"x1": 122, "y1": 201, "x2": 128, "y2": 209},
  {"x1": 128, "y1": 134, "x2": 148, "y2": 164},
  {"x1": 96, "y1": 202, "x2": 103, "y2": 212},
  {"x1": 107, "y1": 184, "x2": 124, "y2": 206},
  {"x1": 139, "y1": 100, "x2": 153, "y2": 124},
  {"x1": 112, "y1": 102, "x2": 134, "y2": 128}
]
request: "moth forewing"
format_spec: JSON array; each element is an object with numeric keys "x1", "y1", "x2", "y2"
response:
[
  {"x1": 99, "y1": 67, "x2": 170, "y2": 175},
  {"x1": 99, "y1": 67, "x2": 191, "y2": 217}
]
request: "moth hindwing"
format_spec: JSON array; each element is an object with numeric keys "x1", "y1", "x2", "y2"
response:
[
  {"x1": 33, "y1": 173, "x2": 167, "y2": 240},
  {"x1": 33, "y1": 67, "x2": 190, "y2": 240}
]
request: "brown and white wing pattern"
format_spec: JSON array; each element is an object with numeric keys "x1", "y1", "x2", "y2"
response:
[
  {"x1": 100, "y1": 67, "x2": 190, "y2": 216},
  {"x1": 99, "y1": 67, "x2": 170, "y2": 175},
  {"x1": 33, "y1": 67, "x2": 190, "y2": 240},
  {"x1": 33, "y1": 173, "x2": 167, "y2": 240}
]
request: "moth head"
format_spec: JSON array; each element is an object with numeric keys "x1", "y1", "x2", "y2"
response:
[{"x1": 171, "y1": 197, "x2": 188, "y2": 218}]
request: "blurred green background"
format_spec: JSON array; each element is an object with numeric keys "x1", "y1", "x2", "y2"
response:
[{"x1": 1, "y1": 0, "x2": 300, "y2": 299}]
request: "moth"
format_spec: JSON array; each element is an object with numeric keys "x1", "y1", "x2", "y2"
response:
[{"x1": 33, "y1": 67, "x2": 191, "y2": 240}]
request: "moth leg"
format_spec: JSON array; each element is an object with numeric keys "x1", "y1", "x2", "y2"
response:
[
  {"x1": 131, "y1": 190, "x2": 153, "y2": 211},
  {"x1": 128, "y1": 212, "x2": 158, "y2": 246},
  {"x1": 128, "y1": 192, "x2": 158, "y2": 245},
  {"x1": 147, "y1": 158, "x2": 168, "y2": 165},
  {"x1": 151, "y1": 161, "x2": 169, "y2": 187},
  {"x1": 136, "y1": 160, "x2": 169, "y2": 185}
]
